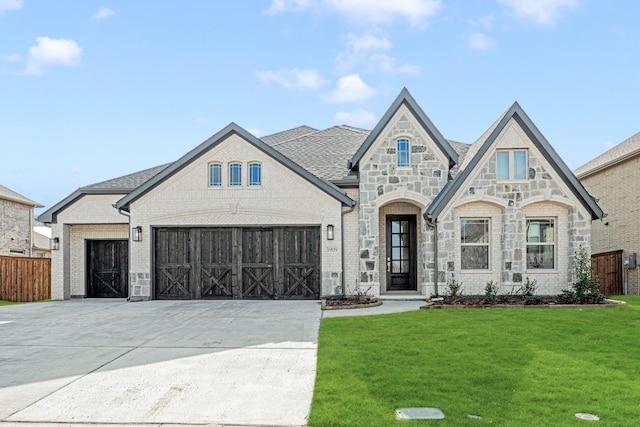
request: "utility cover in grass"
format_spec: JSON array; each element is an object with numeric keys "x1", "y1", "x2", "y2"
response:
[
  {"x1": 575, "y1": 413, "x2": 600, "y2": 421},
  {"x1": 395, "y1": 408, "x2": 445, "y2": 419}
]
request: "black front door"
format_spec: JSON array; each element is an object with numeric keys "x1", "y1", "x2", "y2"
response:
[
  {"x1": 386, "y1": 215, "x2": 417, "y2": 291},
  {"x1": 87, "y1": 240, "x2": 129, "y2": 298}
]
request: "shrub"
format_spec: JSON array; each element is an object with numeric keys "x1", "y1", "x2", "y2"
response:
[
  {"x1": 447, "y1": 274, "x2": 463, "y2": 298},
  {"x1": 521, "y1": 277, "x2": 538, "y2": 297},
  {"x1": 483, "y1": 281, "x2": 499, "y2": 305},
  {"x1": 557, "y1": 289, "x2": 578, "y2": 304},
  {"x1": 571, "y1": 246, "x2": 605, "y2": 304}
]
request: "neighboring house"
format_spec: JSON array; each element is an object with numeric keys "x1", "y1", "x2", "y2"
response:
[
  {"x1": 575, "y1": 131, "x2": 640, "y2": 294},
  {"x1": 33, "y1": 221, "x2": 52, "y2": 258},
  {"x1": 39, "y1": 88, "x2": 603, "y2": 301},
  {"x1": 0, "y1": 185, "x2": 43, "y2": 257}
]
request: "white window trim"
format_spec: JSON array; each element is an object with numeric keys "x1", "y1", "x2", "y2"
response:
[
  {"x1": 248, "y1": 162, "x2": 262, "y2": 187},
  {"x1": 397, "y1": 138, "x2": 411, "y2": 168},
  {"x1": 228, "y1": 162, "x2": 242, "y2": 187},
  {"x1": 496, "y1": 149, "x2": 528, "y2": 182},
  {"x1": 525, "y1": 217, "x2": 556, "y2": 271},
  {"x1": 208, "y1": 162, "x2": 222, "y2": 188},
  {"x1": 460, "y1": 218, "x2": 491, "y2": 271}
]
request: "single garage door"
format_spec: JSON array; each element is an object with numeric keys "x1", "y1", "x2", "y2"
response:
[
  {"x1": 154, "y1": 226, "x2": 320, "y2": 300},
  {"x1": 86, "y1": 240, "x2": 129, "y2": 298}
]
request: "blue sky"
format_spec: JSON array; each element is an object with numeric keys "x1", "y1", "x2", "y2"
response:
[{"x1": 1, "y1": 0, "x2": 638, "y2": 213}]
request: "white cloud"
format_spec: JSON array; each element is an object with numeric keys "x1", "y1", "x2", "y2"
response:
[
  {"x1": 336, "y1": 32, "x2": 391, "y2": 72},
  {"x1": 469, "y1": 33, "x2": 495, "y2": 51},
  {"x1": 334, "y1": 108, "x2": 376, "y2": 127},
  {"x1": 469, "y1": 12, "x2": 495, "y2": 29},
  {"x1": 264, "y1": 0, "x2": 313, "y2": 14},
  {"x1": 327, "y1": 74, "x2": 375, "y2": 103},
  {"x1": 256, "y1": 68, "x2": 327, "y2": 90},
  {"x1": 71, "y1": 166, "x2": 81, "y2": 174},
  {"x1": 248, "y1": 128, "x2": 262, "y2": 137},
  {"x1": 265, "y1": 0, "x2": 442, "y2": 26},
  {"x1": 368, "y1": 54, "x2": 420, "y2": 74},
  {"x1": 23, "y1": 37, "x2": 83, "y2": 76},
  {"x1": 0, "y1": 0, "x2": 22, "y2": 14},
  {"x1": 92, "y1": 7, "x2": 115, "y2": 20},
  {"x1": 498, "y1": 0, "x2": 579, "y2": 26},
  {"x1": 604, "y1": 140, "x2": 614, "y2": 150}
]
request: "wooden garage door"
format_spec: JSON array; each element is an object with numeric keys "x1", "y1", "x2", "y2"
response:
[
  {"x1": 154, "y1": 227, "x2": 320, "y2": 300},
  {"x1": 86, "y1": 240, "x2": 129, "y2": 298}
]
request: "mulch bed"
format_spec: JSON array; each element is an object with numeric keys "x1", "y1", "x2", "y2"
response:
[
  {"x1": 321, "y1": 296, "x2": 382, "y2": 310},
  {"x1": 423, "y1": 295, "x2": 624, "y2": 309}
]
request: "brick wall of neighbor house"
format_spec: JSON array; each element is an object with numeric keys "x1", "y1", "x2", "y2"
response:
[
  {"x1": 435, "y1": 119, "x2": 591, "y2": 296},
  {"x1": 357, "y1": 105, "x2": 450, "y2": 296},
  {"x1": 0, "y1": 199, "x2": 32, "y2": 256},
  {"x1": 50, "y1": 194, "x2": 128, "y2": 300},
  {"x1": 580, "y1": 155, "x2": 640, "y2": 294},
  {"x1": 128, "y1": 133, "x2": 346, "y2": 300}
]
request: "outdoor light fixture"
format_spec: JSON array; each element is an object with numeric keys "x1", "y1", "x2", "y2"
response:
[
  {"x1": 132, "y1": 226, "x2": 142, "y2": 242},
  {"x1": 327, "y1": 224, "x2": 335, "y2": 240},
  {"x1": 50, "y1": 237, "x2": 60, "y2": 251}
]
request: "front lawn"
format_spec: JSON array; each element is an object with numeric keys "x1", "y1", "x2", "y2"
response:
[{"x1": 310, "y1": 296, "x2": 640, "y2": 426}]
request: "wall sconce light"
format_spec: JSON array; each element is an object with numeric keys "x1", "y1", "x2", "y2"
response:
[
  {"x1": 132, "y1": 226, "x2": 142, "y2": 242},
  {"x1": 50, "y1": 237, "x2": 60, "y2": 251},
  {"x1": 326, "y1": 224, "x2": 335, "y2": 240}
]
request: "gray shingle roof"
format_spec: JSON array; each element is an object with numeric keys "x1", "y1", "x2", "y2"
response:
[
  {"x1": 0, "y1": 185, "x2": 42, "y2": 207},
  {"x1": 82, "y1": 163, "x2": 172, "y2": 191},
  {"x1": 268, "y1": 126, "x2": 370, "y2": 181},
  {"x1": 574, "y1": 131, "x2": 640, "y2": 179},
  {"x1": 261, "y1": 125, "x2": 319, "y2": 146}
]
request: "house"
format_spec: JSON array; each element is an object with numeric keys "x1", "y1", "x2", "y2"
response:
[
  {"x1": 39, "y1": 88, "x2": 603, "y2": 301},
  {"x1": 0, "y1": 185, "x2": 44, "y2": 257},
  {"x1": 575, "y1": 131, "x2": 640, "y2": 294}
]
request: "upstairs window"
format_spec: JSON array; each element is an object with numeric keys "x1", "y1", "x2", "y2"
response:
[
  {"x1": 209, "y1": 163, "x2": 222, "y2": 187},
  {"x1": 229, "y1": 163, "x2": 242, "y2": 186},
  {"x1": 248, "y1": 163, "x2": 262, "y2": 186},
  {"x1": 526, "y1": 219, "x2": 555, "y2": 269},
  {"x1": 397, "y1": 138, "x2": 410, "y2": 167},
  {"x1": 460, "y1": 219, "x2": 490, "y2": 270},
  {"x1": 497, "y1": 150, "x2": 527, "y2": 181}
]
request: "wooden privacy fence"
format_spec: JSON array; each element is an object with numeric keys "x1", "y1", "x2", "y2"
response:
[
  {"x1": 591, "y1": 250, "x2": 623, "y2": 296},
  {"x1": 0, "y1": 255, "x2": 51, "y2": 302}
]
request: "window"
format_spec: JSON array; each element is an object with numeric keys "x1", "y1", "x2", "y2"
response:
[
  {"x1": 248, "y1": 162, "x2": 262, "y2": 186},
  {"x1": 209, "y1": 163, "x2": 222, "y2": 187},
  {"x1": 229, "y1": 163, "x2": 242, "y2": 186},
  {"x1": 397, "y1": 138, "x2": 410, "y2": 167},
  {"x1": 460, "y1": 219, "x2": 490, "y2": 270},
  {"x1": 497, "y1": 150, "x2": 527, "y2": 181},
  {"x1": 526, "y1": 219, "x2": 555, "y2": 269}
]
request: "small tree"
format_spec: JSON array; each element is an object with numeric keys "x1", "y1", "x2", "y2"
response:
[
  {"x1": 571, "y1": 246, "x2": 604, "y2": 304},
  {"x1": 447, "y1": 273, "x2": 463, "y2": 298}
]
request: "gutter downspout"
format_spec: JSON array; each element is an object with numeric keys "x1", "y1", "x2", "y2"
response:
[
  {"x1": 425, "y1": 217, "x2": 439, "y2": 297},
  {"x1": 341, "y1": 203, "x2": 356, "y2": 295}
]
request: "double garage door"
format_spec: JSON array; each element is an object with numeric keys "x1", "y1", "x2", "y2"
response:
[{"x1": 154, "y1": 226, "x2": 321, "y2": 300}]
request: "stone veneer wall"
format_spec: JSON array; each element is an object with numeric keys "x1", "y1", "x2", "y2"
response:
[
  {"x1": 435, "y1": 147, "x2": 591, "y2": 296},
  {"x1": 357, "y1": 106, "x2": 449, "y2": 296}
]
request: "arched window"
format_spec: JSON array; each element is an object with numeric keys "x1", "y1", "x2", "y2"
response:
[
  {"x1": 229, "y1": 162, "x2": 242, "y2": 186},
  {"x1": 208, "y1": 163, "x2": 222, "y2": 187},
  {"x1": 397, "y1": 138, "x2": 410, "y2": 167},
  {"x1": 248, "y1": 162, "x2": 262, "y2": 186}
]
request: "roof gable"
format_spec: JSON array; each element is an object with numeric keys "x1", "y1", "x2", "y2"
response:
[
  {"x1": 115, "y1": 123, "x2": 355, "y2": 211},
  {"x1": 349, "y1": 87, "x2": 458, "y2": 170},
  {"x1": 426, "y1": 102, "x2": 604, "y2": 221}
]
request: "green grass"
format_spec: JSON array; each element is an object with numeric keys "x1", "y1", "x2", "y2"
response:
[
  {"x1": 309, "y1": 296, "x2": 640, "y2": 426},
  {"x1": 0, "y1": 300, "x2": 21, "y2": 306}
]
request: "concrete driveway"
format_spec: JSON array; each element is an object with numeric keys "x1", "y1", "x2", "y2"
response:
[{"x1": 0, "y1": 299, "x2": 321, "y2": 426}]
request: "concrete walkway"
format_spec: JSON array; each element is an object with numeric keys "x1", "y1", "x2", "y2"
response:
[{"x1": 0, "y1": 299, "x2": 422, "y2": 427}]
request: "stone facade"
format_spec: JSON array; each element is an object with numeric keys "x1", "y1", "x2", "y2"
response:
[
  {"x1": 433, "y1": 119, "x2": 591, "y2": 296},
  {"x1": 357, "y1": 105, "x2": 449, "y2": 295}
]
